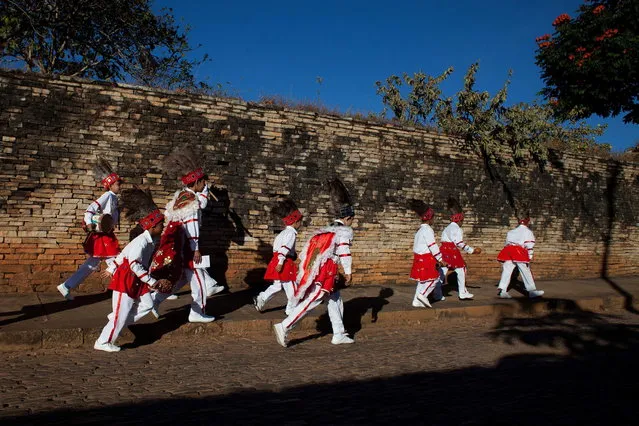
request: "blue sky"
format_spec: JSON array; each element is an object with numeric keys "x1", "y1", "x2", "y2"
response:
[{"x1": 154, "y1": 0, "x2": 637, "y2": 151}]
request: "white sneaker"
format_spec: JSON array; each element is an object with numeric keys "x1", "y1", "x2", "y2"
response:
[
  {"x1": 94, "y1": 341, "x2": 120, "y2": 352},
  {"x1": 459, "y1": 292, "x2": 474, "y2": 300},
  {"x1": 529, "y1": 290, "x2": 545, "y2": 298},
  {"x1": 166, "y1": 294, "x2": 178, "y2": 300},
  {"x1": 253, "y1": 295, "x2": 264, "y2": 312},
  {"x1": 412, "y1": 299, "x2": 424, "y2": 308},
  {"x1": 57, "y1": 283, "x2": 74, "y2": 301},
  {"x1": 188, "y1": 311, "x2": 216, "y2": 323},
  {"x1": 498, "y1": 290, "x2": 513, "y2": 299},
  {"x1": 206, "y1": 285, "x2": 224, "y2": 297},
  {"x1": 416, "y1": 294, "x2": 432, "y2": 308},
  {"x1": 331, "y1": 334, "x2": 355, "y2": 345},
  {"x1": 151, "y1": 306, "x2": 160, "y2": 319},
  {"x1": 273, "y1": 323, "x2": 287, "y2": 347},
  {"x1": 438, "y1": 296, "x2": 446, "y2": 302}
]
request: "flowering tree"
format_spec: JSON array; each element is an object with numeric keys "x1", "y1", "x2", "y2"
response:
[{"x1": 536, "y1": 0, "x2": 639, "y2": 124}]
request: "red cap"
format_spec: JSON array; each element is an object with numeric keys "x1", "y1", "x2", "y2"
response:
[
  {"x1": 282, "y1": 209, "x2": 303, "y2": 226},
  {"x1": 421, "y1": 208, "x2": 434, "y2": 221},
  {"x1": 139, "y1": 209, "x2": 164, "y2": 230},
  {"x1": 450, "y1": 212, "x2": 464, "y2": 223},
  {"x1": 181, "y1": 168, "x2": 205, "y2": 185},
  {"x1": 101, "y1": 173, "x2": 122, "y2": 189},
  {"x1": 519, "y1": 217, "x2": 531, "y2": 226}
]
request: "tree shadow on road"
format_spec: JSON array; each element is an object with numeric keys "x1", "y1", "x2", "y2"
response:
[{"x1": 5, "y1": 304, "x2": 639, "y2": 425}]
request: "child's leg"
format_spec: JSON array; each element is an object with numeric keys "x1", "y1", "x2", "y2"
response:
[
  {"x1": 62, "y1": 257, "x2": 102, "y2": 289},
  {"x1": 327, "y1": 290, "x2": 346, "y2": 336},
  {"x1": 456, "y1": 267, "x2": 473, "y2": 298},
  {"x1": 132, "y1": 292, "x2": 155, "y2": 323},
  {"x1": 185, "y1": 268, "x2": 207, "y2": 317},
  {"x1": 96, "y1": 290, "x2": 135, "y2": 345},
  {"x1": 432, "y1": 272, "x2": 445, "y2": 301},
  {"x1": 281, "y1": 281, "x2": 296, "y2": 315},
  {"x1": 257, "y1": 280, "x2": 283, "y2": 307},
  {"x1": 280, "y1": 284, "x2": 325, "y2": 333},
  {"x1": 497, "y1": 261, "x2": 516, "y2": 292},
  {"x1": 515, "y1": 262, "x2": 538, "y2": 292}
]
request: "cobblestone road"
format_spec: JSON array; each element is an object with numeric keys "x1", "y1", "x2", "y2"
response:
[{"x1": 2, "y1": 310, "x2": 638, "y2": 425}]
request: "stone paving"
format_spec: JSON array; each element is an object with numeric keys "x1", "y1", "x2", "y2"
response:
[{"x1": 1, "y1": 306, "x2": 639, "y2": 425}]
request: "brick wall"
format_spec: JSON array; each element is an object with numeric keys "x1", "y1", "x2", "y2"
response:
[{"x1": 1, "y1": 69, "x2": 638, "y2": 293}]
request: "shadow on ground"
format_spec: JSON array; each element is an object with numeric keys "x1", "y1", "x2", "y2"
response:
[
  {"x1": 0, "y1": 292, "x2": 111, "y2": 327},
  {"x1": 5, "y1": 302, "x2": 639, "y2": 425}
]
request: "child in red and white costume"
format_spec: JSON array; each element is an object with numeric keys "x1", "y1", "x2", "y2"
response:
[
  {"x1": 254, "y1": 199, "x2": 303, "y2": 315},
  {"x1": 153, "y1": 147, "x2": 222, "y2": 323},
  {"x1": 57, "y1": 158, "x2": 123, "y2": 301},
  {"x1": 409, "y1": 202, "x2": 448, "y2": 308},
  {"x1": 439, "y1": 197, "x2": 482, "y2": 300},
  {"x1": 273, "y1": 179, "x2": 355, "y2": 347},
  {"x1": 496, "y1": 214, "x2": 544, "y2": 299},
  {"x1": 94, "y1": 189, "x2": 172, "y2": 352}
]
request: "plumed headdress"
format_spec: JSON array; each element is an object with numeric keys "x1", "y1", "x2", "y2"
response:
[
  {"x1": 408, "y1": 199, "x2": 434, "y2": 221},
  {"x1": 94, "y1": 157, "x2": 122, "y2": 190},
  {"x1": 328, "y1": 178, "x2": 355, "y2": 219},
  {"x1": 272, "y1": 198, "x2": 303, "y2": 226},
  {"x1": 119, "y1": 188, "x2": 164, "y2": 230},
  {"x1": 162, "y1": 146, "x2": 206, "y2": 186},
  {"x1": 447, "y1": 197, "x2": 464, "y2": 223},
  {"x1": 514, "y1": 200, "x2": 531, "y2": 226}
]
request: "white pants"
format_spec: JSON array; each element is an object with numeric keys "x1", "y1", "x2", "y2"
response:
[
  {"x1": 63, "y1": 256, "x2": 115, "y2": 289},
  {"x1": 413, "y1": 276, "x2": 443, "y2": 302},
  {"x1": 257, "y1": 280, "x2": 295, "y2": 314},
  {"x1": 498, "y1": 261, "x2": 538, "y2": 292},
  {"x1": 96, "y1": 291, "x2": 154, "y2": 345},
  {"x1": 155, "y1": 268, "x2": 209, "y2": 315},
  {"x1": 282, "y1": 285, "x2": 346, "y2": 337},
  {"x1": 440, "y1": 266, "x2": 470, "y2": 295}
]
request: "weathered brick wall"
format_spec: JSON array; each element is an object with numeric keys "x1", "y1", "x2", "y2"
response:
[{"x1": 1, "y1": 69, "x2": 638, "y2": 293}]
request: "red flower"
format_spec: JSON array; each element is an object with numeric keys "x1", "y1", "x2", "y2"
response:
[
  {"x1": 553, "y1": 13, "x2": 571, "y2": 26},
  {"x1": 593, "y1": 5, "x2": 605, "y2": 15},
  {"x1": 538, "y1": 41, "x2": 552, "y2": 48},
  {"x1": 535, "y1": 34, "x2": 551, "y2": 42},
  {"x1": 568, "y1": 54, "x2": 575, "y2": 60},
  {"x1": 583, "y1": 52, "x2": 592, "y2": 59},
  {"x1": 576, "y1": 46, "x2": 587, "y2": 52}
]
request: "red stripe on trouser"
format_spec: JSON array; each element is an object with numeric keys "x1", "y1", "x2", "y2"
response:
[
  {"x1": 288, "y1": 287, "x2": 323, "y2": 328},
  {"x1": 420, "y1": 280, "x2": 436, "y2": 295},
  {"x1": 107, "y1": 292, "x2": 123, "y2": 343},
  {"x1": 193, "y1": 269, "x2": 205, "y2": 310}
]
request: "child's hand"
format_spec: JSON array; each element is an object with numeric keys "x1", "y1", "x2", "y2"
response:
[
  {"x1": 193, "y1": 250, "x2": 202, "y2": 264},
  {"x1": 100, "y1": 270, "x2": 113, "y2": 279},
  {"x1": 275, "y1": 263, "x2": 284, "y2": 272}
]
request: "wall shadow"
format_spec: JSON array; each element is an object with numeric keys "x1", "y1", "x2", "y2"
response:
[
  {"x1": 0, "y1": 292, "x2": 111, "y2": 327},
  {"x1": 600, "y1": 160, "x2": 638, "y2": 314}
]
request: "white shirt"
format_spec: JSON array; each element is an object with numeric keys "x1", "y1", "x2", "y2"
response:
[
  {"x1": 273, "y1": 226, "x2": 298, "y2": 265},
  {"x1": 413, "y1": 224, "x2": 443, "y2": 261},
  {"x1": 84, "y1": 191, "x2": 119, "y2": 226},
  {"x1": 505, "y1": 224, "x2": 536, "y2": 260},
  {"x1": 441, "y1": 222, "x2": 474, "y2": 254},
  {"x1": 332, "y1": 220, "x2": 353, "y2": 275},
  {"x1": 182, "y1": 184, "x2": 209, "y2": 251},
  {"x1": 106, "y1": 230, "x2": 157, "y2": 287}
]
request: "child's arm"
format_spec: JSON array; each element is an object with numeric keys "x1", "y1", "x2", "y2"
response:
[
  {"x1": 335, "y1": 232, "x2": 353, "y2": 283},
  {"x1": 275, "y1": 229, "x2": 295, "y2": 272}
]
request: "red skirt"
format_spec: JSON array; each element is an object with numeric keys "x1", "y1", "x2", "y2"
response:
[
  {"x1": 410, "y1": 253, "x2": 440, "y2": 281},
  {"x1": 108, "y1": 259, "x2": 149, "y2": 299},
  {"x1": 440, "y1": 242, "x2": 466, "y2": 268},
  {"x1": 316, "y1": 259, "x2": 339, "y2": 293},
  {"x1": 497, "y1": 245, "x2": 530, "y2": 263},
  {"x1": 84, "y1": 232, "x2": 120, "y2": 258},
  {"x1": 263, "y1": 256, "x2": 296, "y2": 282}
]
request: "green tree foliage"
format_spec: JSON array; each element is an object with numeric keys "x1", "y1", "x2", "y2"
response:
[
  {"x1": 0, "y1": 0, "x2": 210, "y2": 91},
  {"x1": 376, "y1": 63, "x2": 607, "y2": 175},
  {"x1": 535, "y1": 0, "x2": 639, "y2": 124}
]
